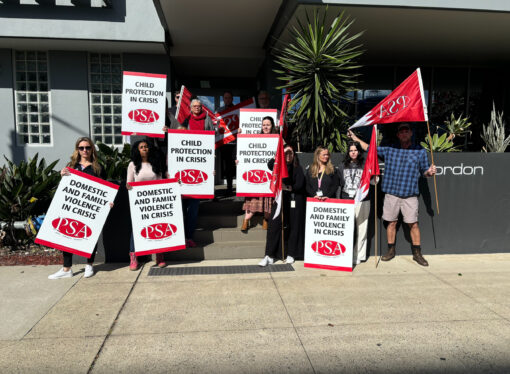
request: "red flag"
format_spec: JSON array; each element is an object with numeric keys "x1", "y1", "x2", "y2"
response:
[
  {"x1": 279, "y1": 93, "x2": 291, "y2": 138},
  {"x1": 175, "y1": 86, "x2": 192, "y2": 124},
  {"x1": 350, "y1": 68, "x2": 428, "y2": 129},
  {"x1": 214, "y1": 98, "x2": 256, "y2": 148},
  {"x1": 270, "y1": 133, "x2": 289, "y2": 219},
  {"x1": 355, "y1": 126, "x2": 380, "y2": 203}
]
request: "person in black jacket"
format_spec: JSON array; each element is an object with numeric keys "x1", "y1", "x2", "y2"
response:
[
  {"x1": 259, "y1": 145, "x2": 306, "y2": 266},
  {"x1": 305, "y1": 146, "x2": 341, "y2": 199},
  {"x1": 48, "y1": 137, "x2": 113, "y2": 280}
]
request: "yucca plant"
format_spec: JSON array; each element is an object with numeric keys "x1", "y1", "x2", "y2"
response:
[
  {"x1": 442, "y1": 113, "x2": 472, "y2": 141},
  {"x1": 481, "y1": 103, "x2": 510, "y2": 152},
  {"x1": 96, "y1": 142, "x2": 131, "y2": 181},
  {"x1": 273, "y1": 8, "x2": 363, "y2": 150}
]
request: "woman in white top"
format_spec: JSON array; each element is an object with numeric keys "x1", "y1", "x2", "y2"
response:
[{"x1": 126, "y1": 140, "x2": 166, "y2": 270}]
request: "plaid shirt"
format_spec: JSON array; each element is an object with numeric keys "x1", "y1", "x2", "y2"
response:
[{"x1": 376, "y1": 144, "x2": 430, "y2": 198}]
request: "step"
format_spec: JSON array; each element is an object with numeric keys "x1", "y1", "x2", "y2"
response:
[
  {"x1": 196, "y1": 214, "x2": 265, "y2": 230},
  {"x1": 194, "y1": 226, "x2": 267, "y2": 244},
  {"x1": 163, "y1": 240, "x2": 265, "y2": 261}
]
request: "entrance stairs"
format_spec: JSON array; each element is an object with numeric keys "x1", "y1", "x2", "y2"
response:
[{"x1": 164, "y1": 186, "x2": 267, "y2": 261}]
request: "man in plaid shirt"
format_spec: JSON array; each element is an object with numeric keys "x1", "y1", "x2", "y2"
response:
[{"x1": 349, "y1": 123, "x2": 436, "y2": 266}]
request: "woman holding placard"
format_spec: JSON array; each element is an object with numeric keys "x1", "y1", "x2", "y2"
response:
[
  {"x1": 240, "y1": 116, "x2": 279, "y2": 232},
  {"x1": 259, "y1": 144, "x2": 306, "y2": 266},
  {"x1": 126, "y1": 140, "x2": 166, "y2": 270},
  {"x1": 48, "y1": 137, "x2": 112, "y2": 280},
  {"x1": 337, "y1": 141, "x2": 370, "y2": 265},
  {"x1": 305, "y1": 146, "x2": 341, "y2": 200}
]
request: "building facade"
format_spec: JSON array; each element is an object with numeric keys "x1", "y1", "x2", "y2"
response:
[{"x1": 1, "y1": 0, "x2": 510, "y2": 167}]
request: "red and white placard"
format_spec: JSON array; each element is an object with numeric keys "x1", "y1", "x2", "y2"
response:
[
  {"x1": 167, "y1": 129, "x2": 215, "y2": 199},
  {"x1": 128, "y1": 178, "x2": 185, "y2": 256},
  {"x1": 304, "y1": 198, "x2": 355, "y2": 272},
  {"x1": 121, "y1": 71, "x2": 167, "y2": 138},
  {"x1": 35, "y1": 169, "x2": 119, "y2": 258},
  {"x1": 236, "y1": 134, "x2": 278, "y2": 197},
  {"x1": 239, "y1": 108, "x2": 278, "y2": 134}
]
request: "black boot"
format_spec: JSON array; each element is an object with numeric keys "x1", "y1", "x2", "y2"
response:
[
  {"x1": 381, "y1": 243, "x2": 396, "y2": 261},
  {"x1": 412, "y1": 245, "x2": 429, "y2": 266}
]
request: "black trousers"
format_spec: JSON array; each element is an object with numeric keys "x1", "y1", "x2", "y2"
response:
[
  {"x1": 63, "y1": 246, "x2": 97, "y2": 267},
  {"x1": 264, "y1": 201, "x2": 291, "y2": 260},
  {"x1": 220, "y1": 144, "x2": 236, "y2": 190}
]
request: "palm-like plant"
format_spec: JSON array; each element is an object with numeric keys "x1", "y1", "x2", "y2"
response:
[{"x1": 273, "y1": 8, "x2": 363, "y2": 149}]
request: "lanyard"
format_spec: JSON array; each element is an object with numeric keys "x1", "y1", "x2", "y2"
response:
[{"x1": 318, "y1": 170, "x2": 325, "y2": 189}]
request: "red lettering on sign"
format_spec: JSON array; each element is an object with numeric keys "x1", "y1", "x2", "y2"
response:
[
  {"x1": 175, "y1": 169, "x2": 208, "y2": 185},
  {"x1": 128, "y1": 109, "x2": 160, "y2": 124},
  {"x1": 311, "y1": 240, "x2": 346, "y2": 257},
  {"x1": 242, "y1": 170, "x2": 271, "y2": 184},
  {"x1": 141, "y1": 223, "x2": 177, "y2": 240},
  {"x1": 52, "y1": 218, "x2": 92, "y2": 239}
]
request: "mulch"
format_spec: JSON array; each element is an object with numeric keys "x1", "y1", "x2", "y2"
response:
[{"x1": 0, "y1": 245, "x2": 63, "y2": 266}]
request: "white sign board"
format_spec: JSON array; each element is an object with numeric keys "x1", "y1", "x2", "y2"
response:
[
  {"x1": 167, "y1": 130, "x2": 215, "y2": 199},
  {"x1": 304, "y1": 198, "x2": 355, "y2": 272},
  {"x1": 239, "y1": 108, "x2": 277, "y2": 134},
  {"x1": 35, "y1": 169, "x2": 119, "y2": 258},
  {"x1": 236, "y1": 134, "x2": 278, "y2": 197},
  {"x1": 128, "y1": 178, "x2": 185, "y2": 256},
  {"x1": 121, "y1": 71, "x2": 167, "y2": 138}
]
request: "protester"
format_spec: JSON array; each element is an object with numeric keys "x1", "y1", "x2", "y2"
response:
[
  {"x1": 305, "y1": 146, "x2": 341, "y2": 199},
  {"x1": 169, "y1": 90, "x2": 180, "y2": 116},
  {"x1": 259, "y1": 145, "x2": 306, "y2": 266},
  {"x1": 239, "y1": 116, "x2": 279, "y2": 232},
  {"x1": 216, "y1": 91, "x2": 236, "y2": 196},
  {"x1": 126, "y1": 139, "x2": 166, "y2": 270},
  {"x1": 48, "y1": 137, "x2": 113, "y2": 279},
  {"x1": 181, "y1": 98, "x2": 214, "y2": 131},
  {"x1": 348, "y1": 123, "x2": 436, "y2": 266},
  {"x1": 337, "y1": 141, "x2": 370, "y2": 264},
  {"x1": 257, "y1": 90, "x2": 271, "y2": 109}
]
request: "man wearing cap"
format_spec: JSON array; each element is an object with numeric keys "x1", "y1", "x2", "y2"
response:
[{"x1": 348, "y1": 123, "x2": 436, "y2": 266}]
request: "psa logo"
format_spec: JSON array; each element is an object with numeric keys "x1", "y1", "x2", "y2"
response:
[
  {"x1": 52, "y1": 218, "x2": 92, "y2": 239},
  {"x1": 242, "y1": 170, "x2": 271, "y2": 184},
  {"x1": 128, "y1": 109, "x2": 159, "y2": 124},
  {"x1": 379, "y1": 95, "x2": 409, "y2": 119},
  {"x1": 176, "y1": 169, "x2": 208, "y2": 185},
  {"x1": 312, "y1": 240, "x2": 346, "y2": 257},
  {"x1": 141, "y1": 223, "x2": 177, "y2": 240}
]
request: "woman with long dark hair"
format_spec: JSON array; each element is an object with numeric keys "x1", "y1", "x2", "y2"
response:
[
  {"x1": 305, "y1": 146, "x2": 340, "y2": 200},
  {"x1": 126, "y1": 139, "x2": 166, "y2": 270},
  {"x1": 48, "y1": 137, "x2": 113, "y2": 279},
  {"x1": 337, "y1": 141, "x2": 371, "y2": 264},
  {"x1": 259, "y1": 144, "x2": 307, "y2": 266},
  {"x1": 240, "y1": 116, "x2": 279, "y2": 232}
]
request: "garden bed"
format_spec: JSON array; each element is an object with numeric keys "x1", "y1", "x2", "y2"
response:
[{"x1": 0, "y1": 245, "x2": 63, "y2": 266}]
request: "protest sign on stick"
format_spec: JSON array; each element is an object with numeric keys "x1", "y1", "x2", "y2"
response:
[
  {"x1": 35, "y1": 169, "x2": 119, "y2": 258},
  {"x1": 167, "y1": 129, "x2": 215, "y2": 199},
  {"x1": 304, "y1": 198, "x2": 355, "y2": 272},
  {"x1": 128, "y1": 178, "x2": 185, "y2": 256},
  {"x1": 121, "y1": 71, "x2": 167, "y2": 138},
  {"x1": 239, "y1": 109, "x2": 278, "y2": 134},
  {"x1": 236, "y1": 134, "x2": 279, "y2": 197}
]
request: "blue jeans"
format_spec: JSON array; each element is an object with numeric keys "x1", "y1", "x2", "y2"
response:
[{"x1": 182, "y1": 198, "x2": 200, "y2": 240}]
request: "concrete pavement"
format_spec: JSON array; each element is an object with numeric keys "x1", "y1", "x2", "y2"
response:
[{"x1": 1, "y1": 254, "x2": 510, "y2": 373}]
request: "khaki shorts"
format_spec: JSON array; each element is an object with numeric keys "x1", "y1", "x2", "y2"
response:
[{"x1": 382, "y1": 194, "x2": 419, "y2": 223}]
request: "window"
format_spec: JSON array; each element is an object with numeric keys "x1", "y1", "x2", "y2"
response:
[
  {"x1": 88, "y1": 53, "x2": 123, "y2": 146},
  {"x1": 14, "y1": 51, "x2": 51, "y2": 145}
]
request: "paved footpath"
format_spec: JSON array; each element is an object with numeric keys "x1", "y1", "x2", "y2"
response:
[{"x1": 1, "y1": 254, "x2": 510, "y2": 373}]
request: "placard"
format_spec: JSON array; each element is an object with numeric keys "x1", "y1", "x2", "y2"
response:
[
  {"x1": 236, "y1": 134, "x2": 279, "y2": 197},
  {"x1": 167, "y1": 129, "x2": 215, "y2": 199},
  {"x1": 304, "y1": 198, "x2": 355, "y2": 272},
  {"x1": 128, "y1": 178, "x2": 185, "y2": 255},
  {"x1": 35, "y1": 169, "x2": 119, "y2": 258},
  {"x1": 239, "y1": 108, "x2": 277, "y2": 134},
  {"x1": 121, "y1": 71, "x2": 167, "y2": 138}
]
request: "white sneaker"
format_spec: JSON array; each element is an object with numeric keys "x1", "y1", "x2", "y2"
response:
[
  {"x1": 84, "y1": 264, "x2": 94, "y2": 278},
  {"x1": 48, "y1": 268, "x2": 73, "y2": 280},
  {"x1": 258, "y1": 255, "x2": 274, "y2": 267},
  {"x1": 285, "y1": 256, "x2": 295, "y2": 264}
]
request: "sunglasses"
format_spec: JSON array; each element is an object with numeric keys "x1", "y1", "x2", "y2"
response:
[{"x1": 78, "y1": 146, "x2": 92, "y2": 151}]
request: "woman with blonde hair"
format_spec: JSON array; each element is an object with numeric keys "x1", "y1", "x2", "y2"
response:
[
  {"x1": 48, "y1": 137, "x2": 113, "y2": 279},
  {"x1": 305, "y1": 146, "x2": 341, "y2": 200}
]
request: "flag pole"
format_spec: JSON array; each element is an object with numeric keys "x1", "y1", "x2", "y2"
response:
[
  {"x1": 374, "y1": 180, "x2": 378, "y2": 268},
  {"x1": 281, "y1": 201, "x2": 285, "y2": 261},
  {"x1": 426, "y1": 121, "x2": 440, "y2": 214}
]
